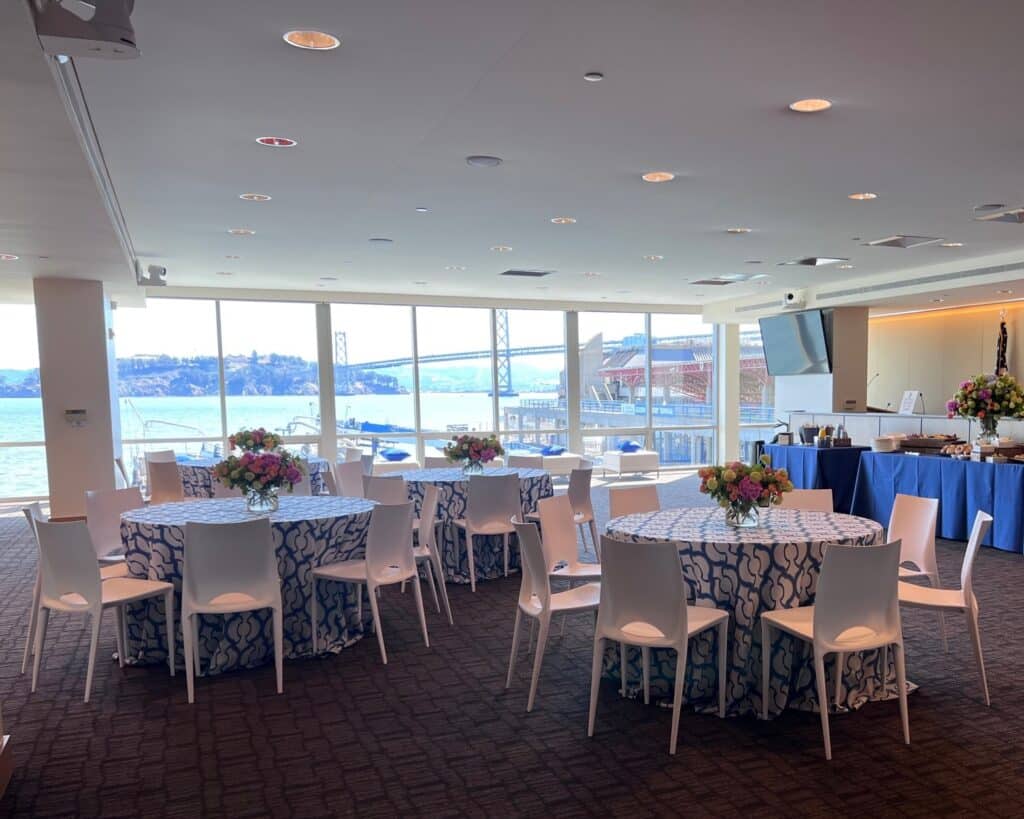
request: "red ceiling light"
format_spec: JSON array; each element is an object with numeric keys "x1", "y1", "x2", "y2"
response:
[
  {"x1": 0, "y1": 253, "x2": 18, "y2": 261},
  {"x1": 256, "y1": 136, "x2": 297, "y2": 147}
]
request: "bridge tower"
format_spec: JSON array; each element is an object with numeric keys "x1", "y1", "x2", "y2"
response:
[
  {"x1": 334, "y1": 331, "x2": 351, "y2": 394},
  {"x1": 494, "y1": 309, "x2": 517, "y2": 396}
]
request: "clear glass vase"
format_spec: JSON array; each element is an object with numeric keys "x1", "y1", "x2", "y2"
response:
[
  {"x1": 724, "y1": 503, "x2": 759, "y2": 528},
  {"x1": 975, "y1": 416, "x2": 1000, "y2": 447},
  {"x1": 246, "y1": 487, "x2": 280, "y2": 513},
  {"x1": 462, "y1": 460, "x2": 484, "y2": 475}
]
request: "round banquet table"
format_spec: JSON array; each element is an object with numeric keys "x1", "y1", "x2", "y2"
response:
[
  {"x1": 120, "y1": 496, "x2": 376, "y2": 676},
  {"x1": 177, "y1": 455, "x2": 330, "y2": 498},
  {"x1": 384, "y1": 467, "x2": 553, "y2": 585},
  {"x1": 604, "y1": 506, "x2": 888, "y2": 717}
]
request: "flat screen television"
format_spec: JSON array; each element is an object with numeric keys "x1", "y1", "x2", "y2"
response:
[{"x1": 758, "y1": 310, "x2": 832, "y2": 375}]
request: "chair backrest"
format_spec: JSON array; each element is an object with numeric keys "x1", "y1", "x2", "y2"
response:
[
  {"x1": 184, "y1": 518, "x2": 279, "y2": 607},
  {"x1": 537, "y1": 494, "x2": 581, "y2": 569},
  {"x1": 145, "y1": 449, "x2": 177, "y2": 464},
  {"x1": 114, "y1": 456, "x2": 130, "y2": 489},
  {"x1": 211, "y1": 480, "x2": 243, "y2": 499},
  {"x1": 960, "y1": 510, "x2": 994, "y2": 602},
  {"x1": 321, "y1": 467, "x2": 338, "y2": 496},
  {"x1": 596, "y1": 536, "x2": 686, "y2": 644},
  {"x1": 360, "y1": 454, "x2": 375, "y2": 476},
  {"x1": 888, "y1": 494, "x2": 939, "y2": 574},
  {"x1": 342, "y1": 446, "x2": 363, "y2": 463},
  {"x1": 567, "y1": 467, "x2": 595, "y2": 518},
  {"x1": 465, "y1": 473, "x2": 521, "y2": 529},
  {"x1": 22, "y1": 502, "x2": 45, "y2": 544},
  {"x1": 34, "y1": 519, "x2": 103, "y2": 609},
  {"x1": 363, "y1": 475, "x2": 409, "y2": 504},
  {"x1": 507, "y1": 454, "x2": 544, "y2": 469},
  {"x1": 418, "y1": 484, "x2": 440, "y2": 550},
  {"x1": 365, "y1": 502, "x2": 416, "y2": 584},
  {"x1": 287, "y1": 466, "x2": 312, "y2": 496},
  {"x1": 148, "y1": 460, "x2": 184, "y2": 504},
  {"x1": 608, "y1": 485, "x2": 660, "y2": 519},
  {"x1": 336, "y1": 460, "x2": 365, "y2": 497},
  {"x1": 84, "y1": 487, "x2": 144, "y2": 559},
  {"x1": 512, "y1": 520, "x2": 552, "y2": 614},
  {"x1": 813, "y1": 540, "x2": 902, "y2": 649},
  {"x1": 780, "y1": 488, "x2": 834, "y2": 512},
  {"x1": 424, "y1": 456, "x2": 449, "y2": 469}
]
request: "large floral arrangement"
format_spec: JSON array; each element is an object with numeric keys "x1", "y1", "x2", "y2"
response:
[
  {"x1": 947, "y1": 373, "x2": 1024, "y2": 439},
  {"x1": 698, "y1": 455, "x2": 794, "y2": 527},
  {"x1": 215, "y1": 427, "x2": 305, "y2": 510},
  {"x1": 443, "y1": 434, "x2": 505, "y2": 472}
]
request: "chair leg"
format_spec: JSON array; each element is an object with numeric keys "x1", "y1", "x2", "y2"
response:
[
  {"x1": 526, "y1": 615, "x2": 550, "y2": 712},
  {"x1": 930, "y1": 573, "x2": 949, "y2": 653},
  {"x1": 466, "y1": 531, "x2": 477, "y2": 593},
  {"x1": 576, "y1": 523, "x2": 589, "y2": 558},
  {"x1": 272, "y1": 606, "x2": 284, "y2": 694},
  {"x1": 717, "y1": 621, "x2": 728, "y2": 718},
  {"x1": 434, "y1": 554, "x2": 454, "y2": 625},
  {"x1": 881, "y1": 644, "x2": 889, "y2": 695},
  {"x1": 503, "y1": 533, "x2": 510, "y2": 578},
  {"x1": 966, "y1": 605, "x2": 991, "y2": 706},
  {"x1": 310, "y1": 577, "x2": 319, "y2": 654},
  {"x1": 834, "y1": 652, "x2": 844, "y2": 708},
  {"x1": 367, "y1": 583, "x2": 388, "y2": 664},
  {"x1": 813, "y1": 650, "x2": 833, "y2": 761},
  {"x1": 121, "y1": 601, "x2": 130, "y2": 664},
  {"x1": 641, "y1": 646, "x2": 651, "y2": 705},
  {"x1": 620, "y1": 642, "x2": 629, "y2": 697},
  {"x1": 21, "y1": 573, "x2": 41, "y2": 675},
  {"x1": 893, "y1": 642, "x2": 911, "y2": 744},
  {"x1": 410, "y1": 575, "x2": 430, "y2": 648},
  {"x1": 589, "y1": 521, "x2": 600, "y2": 561},
  {"x1": 114, "y1": 606, "x2": 126, "y2": 669},
  {"x1": 669, "y1": 642, "x2": 688, "y2": 755},
  {"x1": 423, "y1": 558, "x2": 441, "y2": 613},
  {"x1": 183, "y1": 613, "x2": 195, "y2": 704},
  {"x1": 191, "y1": 614, "x2": 201, "y2": 678},
  {"x1": 84, "y1": 610, "x2": 102, "y2": 704},
  {"x1": 506, "y1": 609, "x2": 523, "y2": 688},
  {"x1": 528, "y1": 617, "x2": 536, "y2": 653},
  {"x1": 356, "y1": 582, "x2": 363, "y2": 627},
  {"x1": 588, "y1": 636, "x2": 604, "y2": 738},
  {"x1": 760, "y1": 619, "x2": 771, "y2": 720},
  {"x1": 164, "y1": 589, "x2": 175, "y2": 677},
  {"x1": 30, "y1": 607, "x2": 49, "y2": 693}
]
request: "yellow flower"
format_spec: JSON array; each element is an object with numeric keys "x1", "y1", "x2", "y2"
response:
[
  {"x1": 750, "y1": 470, "x2": 763, "y2": 483},
  {"x1": 722, "y1": 469, "x2": 736, "y2": 482},
  {"x1": 706, "y1": 477, "x2": 718, "y2": 491}
]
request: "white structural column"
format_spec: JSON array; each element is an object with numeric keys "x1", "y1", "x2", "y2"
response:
[
  {"x1": 565, "y1": 311, "x2": 582, "y2": 454},
  {"x1": 315, "y1": 302, "x2": 337, "y2": 466},
  {"x1": 716, "y1": 323, "x2": 740, "y2": 463},
  {"x1": 33, "y1": 278, "x2": 118, "y2": 516}
]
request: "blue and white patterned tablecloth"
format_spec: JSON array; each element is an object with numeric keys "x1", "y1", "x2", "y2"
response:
[
  {"x1": 605, "y1": 507, "x2": 886, "y2": 717},
  {"x1": 178, "y1": 456, "x2": 330, "y2": 498},
  {"x1": 384, "y1": 467, "x2": 553, "y2": 585},
  {"x1": 120, "y1": 496, "x2": 376, "y2": 676}
]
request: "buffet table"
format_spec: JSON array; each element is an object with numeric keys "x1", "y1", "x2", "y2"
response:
[
  {"x1": 605, "y1": 507, "x2": 888, "y2": 717},
  {"x1": 178, "y1": 455, "x2": 330, "y2": 497},
  {"x1": 384, "y1": 467, "x2": 553, "y2": 585},
  {"x1": 764, "y1": 444, "x2": 869, "y2": 513},
  {"x1": 850, "y1": 450, "x2": 1024, "y2": 552},
  {"x1": 120, "y1": 496, "x2": 377, "y2": 675}
]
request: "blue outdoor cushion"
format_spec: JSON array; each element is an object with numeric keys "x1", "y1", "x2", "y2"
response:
[
  {"x1": 618, "y1": 440, "x2": 642, "y2": 453},
  {"x1": 541, "y1": 445, "x2": 566, "y2": 456},
  {"x1": 380, "y1": 448, "x2": 411, "y2": 462}
]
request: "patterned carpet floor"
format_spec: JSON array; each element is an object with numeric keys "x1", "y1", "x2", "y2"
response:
[{"x1": 1, "y1": 472, "x2": 1023, "y2": 817}]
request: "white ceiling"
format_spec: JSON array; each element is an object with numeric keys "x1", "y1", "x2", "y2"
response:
[{"x1": 12, "y1": 0, "x2": 1024, "y2": 313}]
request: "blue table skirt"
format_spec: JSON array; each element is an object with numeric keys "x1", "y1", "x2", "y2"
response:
[
  {"x1": 764, "y1": 444, "x2": 869, "y2": 514},
  {"x1": 850, "y1": 451, "x2": 1024, "y2": 553}
]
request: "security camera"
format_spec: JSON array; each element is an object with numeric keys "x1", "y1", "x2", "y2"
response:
[
  {"x1": 782, "y1": 289, "x2": 807, "y2": 309},
  {"x1": 30, "y1": 0, "x2": 139, "y2": 60},
  {"x1": 135, "y1": 261, "x2": 167, "y2": 287}
]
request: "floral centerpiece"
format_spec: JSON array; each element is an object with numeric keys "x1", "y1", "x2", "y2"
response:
[
  {"x1": 698, "y1": 455, "x2": 794, "y2": 528},
  {"x1": 443, "y1": 434, "x2": 505, "y2": 474},
  {"x1": 947, "y1": 373, "x2": 1024, "y2": 445},
  {"x1": 215, "y1": 427, "x2": 306, "y2": 512}
]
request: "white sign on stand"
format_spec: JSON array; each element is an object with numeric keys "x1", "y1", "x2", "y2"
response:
[{"x1": 898, "y1": 390, "x2": 921, "y2": 415}]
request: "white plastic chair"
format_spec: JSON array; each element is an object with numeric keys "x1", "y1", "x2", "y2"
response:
[
  {"x1": 537, "y1": 494, "x2": 600, "y2": 583},
  {"x1": 588, "y1": 536, "x2": 728, "y2": 754},
  {"x1": 311, "y1": 502, "x2": 428, "y2": 664},
  {"x1": 508, "y1": 455, "x2": 544, "y2": 469},
  {"x1": 336, "y1": 460, "x2": 365, "y2": 497},
  {"x1": 888, "y1": 494, "x2": 944, "y2": 647},
  {"x1": 761, "y1": 539, "x2": 908, "y2": 761},
  {"x1": 363, "y1": 475, "x2": 409, "y2": 504},
  {"x1": 182, "y1": 518, "x2": 283, "y2": 703},
  {"x1": 898, "y1": 511, "x2": 994, "y2": 705},
  {"x1": 341, "y1": 446, "x2": 364, "y2": 463},
  {"x1": 452, "y1": 473, "x2": 521, "y2": 592},
  {"x1": 321, "y1": 467, "x2": 338, "y2": 496},
  {"x1": 568, "y1": 467, "x2": 600, "y2": 559},
  {"x1": 145, "y1": 449, "x2": 176, "y2": 464},
  {"x1": 84, "y1": 487, "x2": 143, "y2": 571},
  {"x1": 507, "y1": 520, "x2": 599, "y2": 711},
  {"x1": 286, "y1": 469, "x2": 312, "y2": 496},
  {"x1": 31, "y1": 519, "x2": 175, "y2": 703},
  {"x1": 211, "y1": 480, "x2": 242, "y2": 499},
  {"x1": 412, "y1": 484, "x2": 453, "y2": 625},
  {"x1": 114, "y1": 456, "x2": 130, "y2": 489},
  {"x1": 424, "y1": 456, "x2": 450, "y2": 469},
  {"x1": 780, "y1": 488, "x2": 834, "y2": 512},
  {"x1": 360, "y1": 454, "x2": 375, "y2": 476},
  {"x1": 608, "y1": 485, "x2": 660, "y2": 519},
  {"x1": 148, "y1": 460, "x2": 184, "y2": 505}
]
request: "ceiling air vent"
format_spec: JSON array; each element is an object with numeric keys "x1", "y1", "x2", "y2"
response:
[
  {"x1": 973, "y1": 206, "x2": 1024, "y2": 224},
  {"x1": 500, "y1": 269, "x2": 554, "y2": 277},
  {"x1": 692, "y1": 273, "x2": 755, "y2": 285},
  {"x1": 778, "y1": 256, "x2": 848, "y2": 266},
  {"x1": 862, "y1": 235, "x2": 942, "y2": 248}
]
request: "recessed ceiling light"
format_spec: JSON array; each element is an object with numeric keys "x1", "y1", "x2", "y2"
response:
[
  {"x1": 256, "y1": 136, "x2": 297, "y2": 147},
  {"x1": 744, "y1": 259, "x2": 762, "y2": 265},
  {"x1": 582, "y1": 271, "x2": 601, "y2": 278},
  {"x1": 319, "y1": 276, "x2": 338, "y2": 281},
  {"x1": 283, "y1": 30, "x2": 340, "y2": 50},
  {"x1": 941, "y1": 242, "x2": 964, "y2": 248},
  {"x1": 584, "y1": 71, "x2": 604, "y2": 82},
  {"x1": 466, "y1": 155, "x2": 502, "y2": 167},
  {"x1": 789, "y1": 98, "x2": 832, "y2": 113},
  {"x1": 550, "y1": 216, "x2": 576, "y2": 224},
  {"x1": 931, "y1": 298, "x2": 945, "y2": 303},
  {"x1": 225, "y1": 255, "x2": 240, "y2": 260},
  {"x1": 415, "y1": 207, "x2": 429, "y2": 213},
  {"x1": 998, "y1": 289, "x2": 1014, "y2": 295},
  {"x1": 642, "y1": 254, "x2": 664, "y2": 262},
  {"x1": 368, "y1": 237, "x2": 394, "y2": 245},
  {"x1": 535, "y1": 285, "x2": 550, "y2": 290},
  {"x1": 239, "y1": 193, "x2": 271, "y2": 202},
  {"x1": 216, "y1": 271, "x2": 233, "y2": 276},
  {"x1": 848, "y1": 192, "x2": 878, "y2": 201},
  {"x1": 695, "y1": 293, "x2": 706, "y2": 298},
  {"x1": 726, "y1": 227, "x2": 752, "y2": 234},
  {"x1": 227, "y1": 228, "x2": 255, "y2": 236},
  {"x1": 642, "y1": 171, "x2": 675, "y2": 183},
  {"x1": 491, "y1": 245, "x2": 512, "y2": 253},
  {"x1": 444, "y1": 265, "x2": 467, "y2": 271},
  {"x1": 0, "y1": 253, "x2": 18, "y2": 261},
  {"x1": 837, "y1": 263, "x2": 855, "y2": 269},
  {"x1": 414, "y1": 280, "x2": 428, "y2": 285},
  {"x1": 616, "y1": 289, "x2": 632, "y2": 294}
]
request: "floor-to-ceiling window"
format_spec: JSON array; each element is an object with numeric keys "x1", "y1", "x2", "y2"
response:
[
  {"x1": 739, "y1": 322, "x2": 776, "y2": 461},
  {"x1": 0, "y1": 303, "x2": 47, "y2": 498}
]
